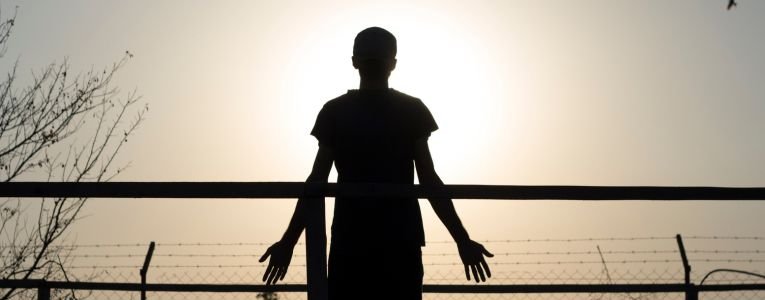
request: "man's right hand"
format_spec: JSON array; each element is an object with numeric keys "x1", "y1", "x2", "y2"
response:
[{"x1": 259, "y1": 240, "x2": 295, "y2": 285}]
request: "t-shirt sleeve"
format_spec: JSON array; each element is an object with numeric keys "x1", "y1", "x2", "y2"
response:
[
  {"x1": 310, "y1": 103, "x2": 334, "y2": 147},
  {"x1": 414, "y1": 99, "x2": 438, "y2": 138}
]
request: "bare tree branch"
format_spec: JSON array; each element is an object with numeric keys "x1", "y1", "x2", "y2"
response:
[{"x1": 0, "y1": 8, "x2": 147, "y2": 300}]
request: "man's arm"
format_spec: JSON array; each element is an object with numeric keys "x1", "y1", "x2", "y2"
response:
[
  {"x1": 414, "y1": 138, "x2": 493, "y2": 282},
  {"x1": 280, "y1": 146, "x2": 334, "y2": 245},
  {"x1": 414, "y1": 138, "x2": 470, "y2": 243},
  {"x1": 259, "y1": 145, "x2": 334, "y2": 285}
]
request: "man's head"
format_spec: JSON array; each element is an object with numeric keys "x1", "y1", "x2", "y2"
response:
[{"x1": 352, "y1": 27, "x2": 397, "y2": 80}]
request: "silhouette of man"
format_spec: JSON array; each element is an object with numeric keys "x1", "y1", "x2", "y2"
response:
[{"x1": 260, "y1": 27, "x2": 493, "y2": 300}]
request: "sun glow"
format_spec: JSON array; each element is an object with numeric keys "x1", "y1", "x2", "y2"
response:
[{"x1": 276, "y1": 2, "x2": 509, "y2": 182}]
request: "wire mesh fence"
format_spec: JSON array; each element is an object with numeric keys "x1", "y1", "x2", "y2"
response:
[{"x1": 3, "y1": 235, "x2": 764, "y2": 299}]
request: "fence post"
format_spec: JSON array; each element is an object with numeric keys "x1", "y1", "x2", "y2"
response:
[
  {"x1": 305, "y1": 183, "x2": 328, "y2": 300},
  {"x1": 140, "y1": 241, "x2": 156, "y2": 300},
  {"x1": 37, "y1": 280, "x2": 50, "y2": 300},
  {"x1": 676, "y1": 234, "x2": 698, "y2": 300}
]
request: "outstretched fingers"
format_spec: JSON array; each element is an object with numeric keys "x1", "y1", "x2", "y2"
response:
[
  {"x1": 275, "y1": 266, "x2": 287, "y2": 282},
  {"x1": 259, "y1": 241, "x2": 294, "y2": 285},
  {"x1": 466, "y1": 262, "x2": 490, "y2": 282},
  {"x1": 266, "y1": 266, "x2": 280, "y2": 285},
  {"x1": 463, "y1": 243, "x2": 494, "y2": 282},
  {"x1": 476, "y1": 263, "x2": 486, "y2": 282},
  {"x1": 479, "y1": 244, "x2": 493, "y2": 280},
  {"x1": 262, "y1": 264, "x2": 274, "y2": 283},
  {"x1": 480, "y1": 257, "x2": 492, "y2": 278}
]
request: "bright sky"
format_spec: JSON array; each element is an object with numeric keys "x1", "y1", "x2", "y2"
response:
[{"x1": 2, "y1": 0, "x2": 764, "y2": 262}]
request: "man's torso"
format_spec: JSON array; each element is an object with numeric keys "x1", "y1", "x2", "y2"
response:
[{"x1": 311, "y1": 89, "x2": 437, "y2": 246}]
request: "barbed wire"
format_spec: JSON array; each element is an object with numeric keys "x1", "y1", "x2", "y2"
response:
[
  {"x1": 13, "y1": 248, "x2": 761, "y2": 260},
  {"x1": 3, "y1": 235, "x2": 764, "y2": 250},
  {"x1": 0, "y1": 242, "x2": 300, "y2": 249},
  {"x1": 66, "y1": 264, "x2": 309, "y2": 269},
  {"x1": 425, "y1": 259, "x2": 765, "y2": 266},
  {"x1": 428, "y1": 236, "x2": 678, "y2": 243},
  {"x1": 685, "y1": 236, "x2": 765, "y2": 241},
  {"x1": 4, "y1": 235, "x2": 765, "y2": 299},
  {"x1": 4, "y1": 236, "x2": 759, "y2": 279},
  {"x1": 61, "y1": 258, "x2": 765, "y2": 270}
]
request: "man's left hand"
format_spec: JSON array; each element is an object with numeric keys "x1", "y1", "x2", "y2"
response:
[{"x1": 457, "y1": 240, "x2": 493, "y2": 282}]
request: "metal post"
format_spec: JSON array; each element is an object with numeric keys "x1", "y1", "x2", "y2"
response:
[
  {"x1": 676, "y1": 234, "x2": 698, "y2": 300},
  {"x1": 37, "y1": 280, "x2": 50, "y2": 300},
  {"x1": 140, "y1": 241, "x2": 156, "y2": 300},
  {"x1": 305, "y1": 183, "x2": 328, "y2": 300}
]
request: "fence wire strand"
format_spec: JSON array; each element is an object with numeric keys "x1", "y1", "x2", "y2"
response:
[{"x1": 3, "y1": 236, "x2": 765, "y2": 299}]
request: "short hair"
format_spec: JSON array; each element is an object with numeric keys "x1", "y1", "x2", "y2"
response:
[{"x1": 353, "y1": 27, "x2": 397, "y2": 59}]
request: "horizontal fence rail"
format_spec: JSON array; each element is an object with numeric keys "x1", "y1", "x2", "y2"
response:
[
  {"x1": 2, "y1": 182, "x2": 765, "y2": 200},
  {"x1": 2, "y1": 280, "x2": 765, "y2": 294}
]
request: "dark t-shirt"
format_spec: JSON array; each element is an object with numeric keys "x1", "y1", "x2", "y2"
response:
[{"x1": 311, "y1": 89, "x2": 438, "y2": 247}]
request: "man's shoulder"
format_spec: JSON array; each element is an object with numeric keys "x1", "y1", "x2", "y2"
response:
[
  {"x1": 321, "y1": 89, "x2": 426, "y2": 110},
  {"x1": 388, "y1": 89, "x2": 418, "y2": 100},
  {"x1": 322, "y1": 90, "x2": 366, "y2": 110},
  {"x1": 323, "y1": 91, "x2": 354, "y2": 106},
  {"x1": 389, "y1": 90, "x2": 430, "y2": 115}
]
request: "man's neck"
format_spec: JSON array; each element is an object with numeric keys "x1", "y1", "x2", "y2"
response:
[{"x1": 358, "y1": 79, "x2": 389, "y2": 90}]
